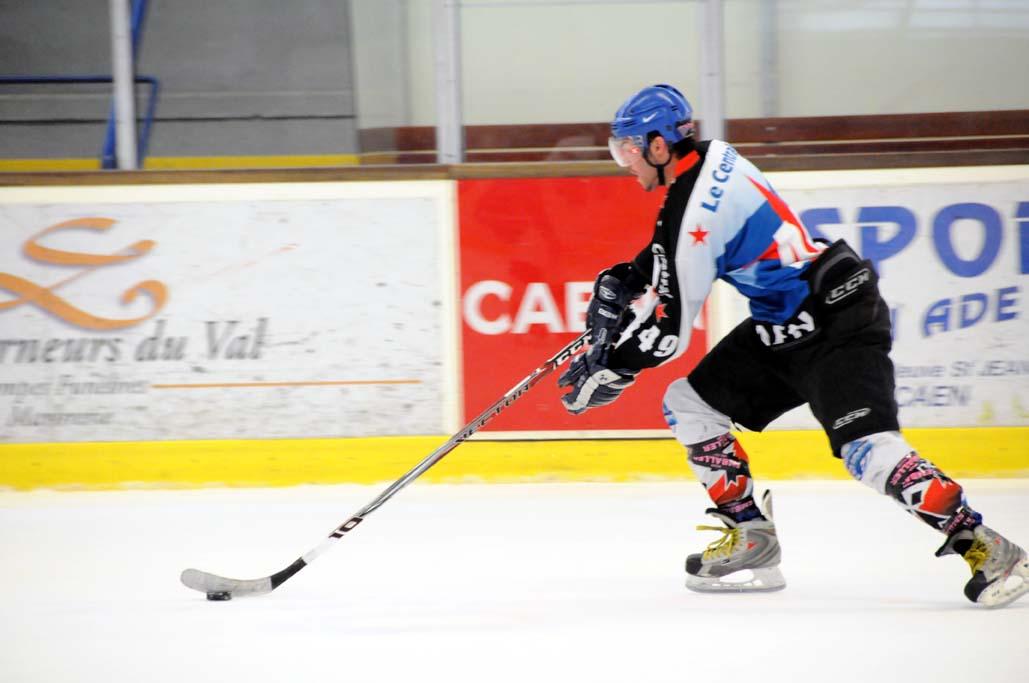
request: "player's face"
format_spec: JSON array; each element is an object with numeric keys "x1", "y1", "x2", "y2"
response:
[
  {"x1": 627, "y1": 151, "x2": 660, "y2": 192},
  {"x1": 609, "y1": 135, "x2": 665, "y2": 192},
  {"x1": 608, "y1": 135, "x2": 643, "y2": 168}
]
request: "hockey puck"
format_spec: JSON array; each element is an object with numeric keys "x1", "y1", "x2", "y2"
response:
[{"x1": 206, "y1": 591, "x2": 232, "y2": 601}]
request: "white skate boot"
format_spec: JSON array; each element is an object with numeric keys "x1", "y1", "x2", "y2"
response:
[
  {"x1": 936, "y1": 524, "x2": 1029, "y2": 608},
  {"x1": 685, "y1": 490, "x2": 785, "y2": 593}
]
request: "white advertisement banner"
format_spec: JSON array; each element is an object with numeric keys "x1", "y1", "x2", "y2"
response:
[
  {"x1": 0, "y1": 182, "x2": 455, "y2": 442},
  {"x1": 750, "y1": 166, "x2": 1029, "y2": 429}
]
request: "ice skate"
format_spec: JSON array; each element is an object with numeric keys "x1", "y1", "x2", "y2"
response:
[
  {"x1": 935, "y1": 525, "x2": 1029, "y2": 608},
  {"x1": 685, "y1": 490, "x2": 785, "y2": 593}
]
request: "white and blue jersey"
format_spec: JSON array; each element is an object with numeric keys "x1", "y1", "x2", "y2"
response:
[{"x1": 612, "y1": 139, "x2": 825, "y2": 371}]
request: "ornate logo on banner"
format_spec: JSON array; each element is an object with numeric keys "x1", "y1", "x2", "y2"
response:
[{"x1": 0, "y1": 217, "x2": 168, "y2": 330}]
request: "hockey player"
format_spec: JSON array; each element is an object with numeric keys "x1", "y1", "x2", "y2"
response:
[{"x1": 558, "y1": 84, "x2": 1028, "y2": 607}]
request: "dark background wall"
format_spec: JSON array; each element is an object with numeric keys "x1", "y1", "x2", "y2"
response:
[{"x1": 0, "y1": 0, "x2": 357, "y2": 159}]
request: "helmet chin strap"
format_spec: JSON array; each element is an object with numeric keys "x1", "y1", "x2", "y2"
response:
[{"x1": 643, "y1": 149, "x2": 674, "y2": 186}]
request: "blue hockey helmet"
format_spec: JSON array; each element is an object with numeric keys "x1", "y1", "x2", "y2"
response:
[{"x1": 609, "y1": 84, "x2": 695, "y2": 167}]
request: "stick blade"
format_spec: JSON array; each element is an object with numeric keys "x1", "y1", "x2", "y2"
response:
[{"x1": 180, "y1": 568, "x2": 273, "y2": 598}]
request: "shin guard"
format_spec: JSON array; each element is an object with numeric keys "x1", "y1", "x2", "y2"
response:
[
  {"x1": 885, "y1": 452, "x2": 982, "y2": 534},
  {"x1": 686, "y1": 433, "x2": 762, "y2": 523},
  {"x1": 842, "y1": 431, "x2": 981, "y2": 534}
]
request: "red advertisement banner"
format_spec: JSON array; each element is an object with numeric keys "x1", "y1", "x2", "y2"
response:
[{"x1": 458, "y1": 176, "x2": 708, "y2": 432}]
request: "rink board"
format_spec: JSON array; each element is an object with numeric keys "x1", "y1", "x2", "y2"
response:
[
  {"x1": 1, "y1": 167, "x2": 1027, "y2": 489},
  {"x1": 0, "y1": 182, "x2": 460, "y2": 443},
  {"x1": 1, "y1": 427, "x2": 1026, "y2": 490},
  {"x1": 457, "y1": 165, "x2": 1029, "y2": 433}
]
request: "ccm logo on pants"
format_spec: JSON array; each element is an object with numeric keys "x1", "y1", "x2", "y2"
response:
[
  {"x1": 825, "y1": 268, "x2": 871, "y2": 305},
  {"x1": 833, "y1": 407, "x2": 871, "y2": 430}
]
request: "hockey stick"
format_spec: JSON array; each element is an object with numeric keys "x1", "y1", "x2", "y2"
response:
[{"x1": 181, "y1": 330, "x2": 590, "y2": 600}]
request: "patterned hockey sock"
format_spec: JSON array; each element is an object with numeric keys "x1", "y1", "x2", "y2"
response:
[
  {"x1": 843, "y1": 432, "x2": 982, "y2": 536},
  {"x1": 884, "y1": 452, "x2": 982, "y2": 534},
  {"x1": 686, "y1": 433, "x2": 763, "y2": 523}
]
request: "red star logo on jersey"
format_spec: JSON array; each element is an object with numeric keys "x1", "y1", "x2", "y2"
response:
[
  {"x1": 655, "y1": 302, "x2": 668, "y2": 321},
  {"x1": 688, "y1": 225, "x2": 708, "y2": 245}
]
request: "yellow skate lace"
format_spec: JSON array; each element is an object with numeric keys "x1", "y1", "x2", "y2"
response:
[
  {"x1": 963, "y1": 538, "x2": 989, "y2": 574},
  {"x1": 697, "y1": 525, "x2": 740, "y2": 561}
]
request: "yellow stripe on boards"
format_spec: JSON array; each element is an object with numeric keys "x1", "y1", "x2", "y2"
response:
[
  {"x1": 0, "y1": 428, "x2": 1025, "y2": 491},
  {"x1": 142, "y1": 155, "x2": 360, "y2": 170},
  {"x1": 0, "y1": 158, "x2": 101, "y2": 172},
  {"x1": 0, "y1": 155, "x2": 360, "y2": 173}
]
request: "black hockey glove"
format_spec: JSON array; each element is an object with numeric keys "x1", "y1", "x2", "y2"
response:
[
  {"x1": 557, "y1": 344, "x2": 638, "y2": 415},
  {"x1": 559, "y1": 262, "x2": 645, "y2": 415},
  {"x1": 585, "y1": 262, "x2": 647, "y2": 348}
]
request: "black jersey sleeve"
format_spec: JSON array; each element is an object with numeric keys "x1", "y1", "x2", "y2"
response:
[{"x1": 632, "y1": 242, "x2": 654, "y2": 282}]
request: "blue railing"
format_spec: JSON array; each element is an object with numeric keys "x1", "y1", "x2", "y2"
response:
[
  {"x1": 0, "y1": 75, "x2": 160, "y2": 169},
  {"x1": 0, "y1": 0, "x2": 156, "y2": 169}
]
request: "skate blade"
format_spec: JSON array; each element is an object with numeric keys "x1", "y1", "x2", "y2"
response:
[
  {"x1": 977, "y1": 557, "x2": 1029, "y2": 609},
  {"x1": 686, "y1": 566, "x2": 786, "y2": 594}
]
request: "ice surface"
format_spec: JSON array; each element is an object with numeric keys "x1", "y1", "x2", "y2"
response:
[{"x1": 1, "y1": 480, "x2": 1027, "y2": 683}]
